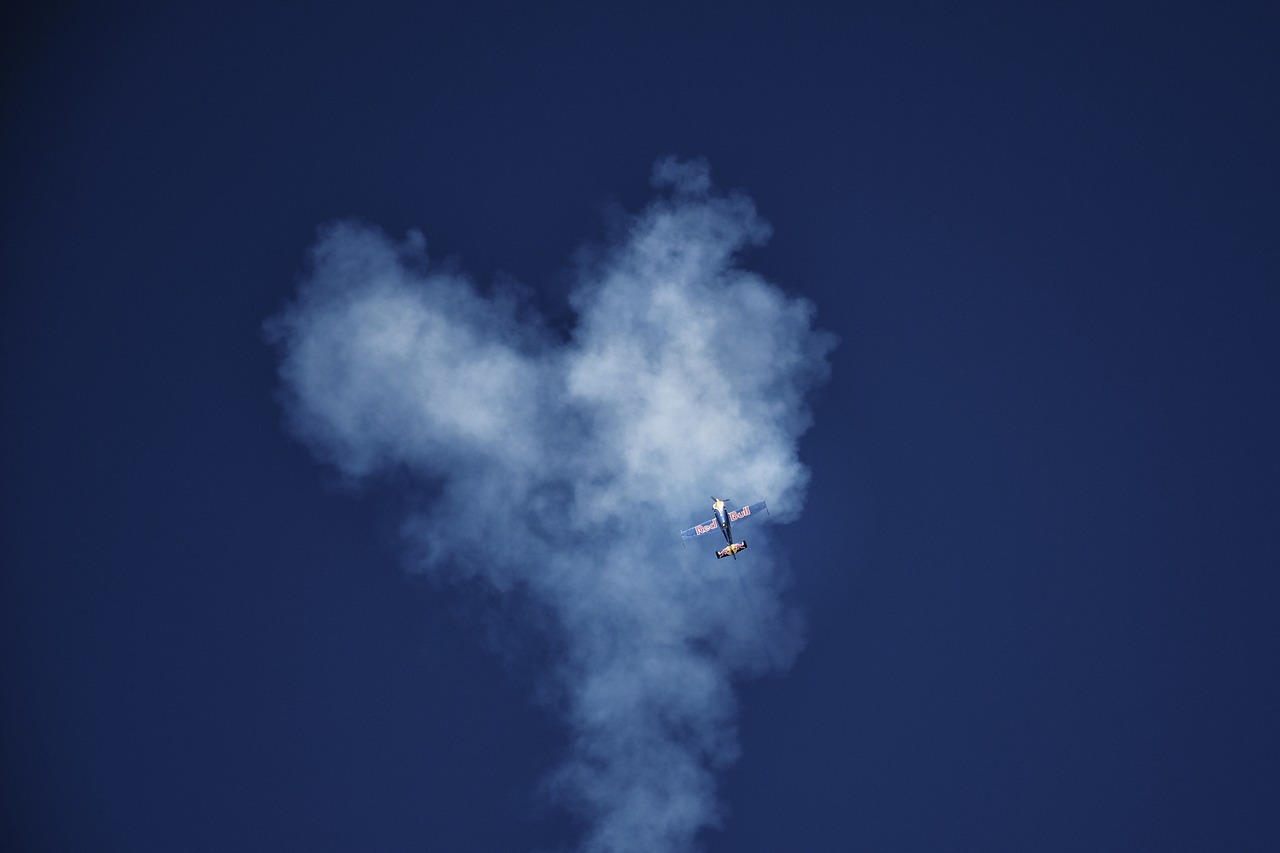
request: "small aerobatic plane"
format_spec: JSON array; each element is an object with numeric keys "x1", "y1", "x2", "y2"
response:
[{"x1": 681, "y1": 497, "x2": 768, "y2": 559}]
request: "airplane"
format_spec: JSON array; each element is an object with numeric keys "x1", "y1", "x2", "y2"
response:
[{"x1": 681, "y1": 497, "x2": 768, "y2": 559}]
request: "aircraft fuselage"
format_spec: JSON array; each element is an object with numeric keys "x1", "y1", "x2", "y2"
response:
[{"x1": 711, "y1": 497, "x2": 733, "y2": 544}]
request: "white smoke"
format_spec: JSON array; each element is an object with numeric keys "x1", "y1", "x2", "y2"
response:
[{"x1": 267, "y1": 158, "x2": 834, "y2": 852}]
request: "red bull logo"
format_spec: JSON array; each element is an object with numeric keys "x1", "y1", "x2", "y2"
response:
[
  {"x1": 695, "y1": 520, "x2": 719, "y2": 535},
  {"x1": 728, "y1": 505, "x2": 752, "y2": 522},
  {"x1": 717, "y1": 541, "x2": 748, "y2": 559}
]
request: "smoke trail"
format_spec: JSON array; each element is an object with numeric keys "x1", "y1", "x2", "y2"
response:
[{"x1": 267, "y1": 158, "x2": 834, "y2": 852}]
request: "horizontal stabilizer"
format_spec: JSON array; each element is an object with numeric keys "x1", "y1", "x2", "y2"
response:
[{"x1": 716, "y1": 541, "x2": 748, "y2": 559}]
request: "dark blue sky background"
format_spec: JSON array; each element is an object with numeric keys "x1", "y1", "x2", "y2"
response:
[{"x1": 3, "y1": 1, "x2": 1277, "y2": 850}]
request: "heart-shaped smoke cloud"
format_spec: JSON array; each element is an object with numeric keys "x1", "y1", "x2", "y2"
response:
[{"x1": 268, "y1": 158, "x2": 834, "y2": 852}]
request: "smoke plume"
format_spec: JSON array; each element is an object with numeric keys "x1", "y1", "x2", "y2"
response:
[{"x1": 268, "y1": 159, "x2": 833, "y2": 851}]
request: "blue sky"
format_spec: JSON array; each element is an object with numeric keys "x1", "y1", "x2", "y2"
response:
[{"x1": 3, "y1": 2, "x2": 1277, "y2": 850}]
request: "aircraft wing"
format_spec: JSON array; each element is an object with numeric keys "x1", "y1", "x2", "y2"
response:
[
  {"x1": 680, "y1": 517, "x2": 720, "y2": 540},
  {"x1": 726, "y1": 501, "x2": 768, "y2": 523}
]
